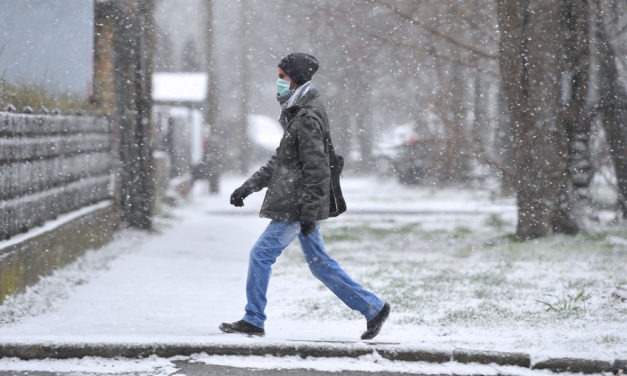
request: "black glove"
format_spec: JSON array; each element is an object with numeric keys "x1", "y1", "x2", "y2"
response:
[
  {"x1": 300, "y1": 221, "x2": 316, "y2": 236},
  {"x1": 230, "y1": 186, "x2": 251, "y2": 207}
]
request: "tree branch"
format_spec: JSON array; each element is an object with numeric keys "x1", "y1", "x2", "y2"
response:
[
  {"x1": 374, "y1": 0, "x2": 498, "y2": 60},
  {"x1": 456, "y1": 0, "x2": 500, "y2": 45},
  {"x1": 475, "y1": 153, "x2": 516, "y2": 179},
  {"x1": 359, "y1": 28, "x2": 499, "y2": 78}
]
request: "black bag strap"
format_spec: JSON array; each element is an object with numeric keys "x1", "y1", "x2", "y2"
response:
[
  {"x1": 310, "y1": 110, "x2": 339, "y2": 161},
  {"x1": 324, "y1": 127, "x2": 338, "y2": 160}
]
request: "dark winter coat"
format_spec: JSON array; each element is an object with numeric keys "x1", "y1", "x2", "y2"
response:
[{"x1": 243, "y1": 88, "x2": 331, "y2": 222}]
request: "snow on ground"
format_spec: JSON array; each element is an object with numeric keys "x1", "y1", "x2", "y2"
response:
[
  {"x1": 0, "y1": 355, "x2": 177, "y2": 375},
  {"x1": 0, "y1": 354, "x2": 599, "y2": 376},
  {"x1": 0, "y1": 175, "x2": 625, "y2": 374},
  {"x1": 181, "y1": 353, "x2": 574, "y2": 375}
]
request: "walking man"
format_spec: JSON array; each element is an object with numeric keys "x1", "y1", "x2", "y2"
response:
[{"x1": 220, "y1": 53, "x2": 390, "y2": 339}]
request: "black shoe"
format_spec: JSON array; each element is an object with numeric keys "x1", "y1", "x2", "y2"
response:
[
  {"x1": 361, "y1": 302, "x2": 390, "y2": 340},
  {"x1": 219, "y1": 320, "x2": 265, "y2": 336}
]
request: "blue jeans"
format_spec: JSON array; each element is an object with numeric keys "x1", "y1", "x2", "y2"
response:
[{"x1": 243, "y1": 220, "x2": 384, "y2": 328}]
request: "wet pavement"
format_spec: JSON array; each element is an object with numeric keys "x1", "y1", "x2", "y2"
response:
[{"x1": 0, "y1": 361, "x2": 432, "y2": 376}]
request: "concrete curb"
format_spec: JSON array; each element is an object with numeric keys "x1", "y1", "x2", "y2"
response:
[
  {"x1": 453, "y1": 348, "x2": 530, "y2": 368},
  {"x1": 0, "y1": 343, "x2": 623, "y2": 374},
  {"x1": 377, "y1": 348, "x2": 451, "y2": 363},
  {"x1": 532, "y1": 358, "x2": 615, "y2": 374},
  {"x1": 0, "y1": 343, "x2": 371, "y2": 360}
]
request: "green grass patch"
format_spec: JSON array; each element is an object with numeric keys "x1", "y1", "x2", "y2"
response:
[
  {"x1": 453, "y1": 245, "x2": 473, "y2": 258},
  {"x1": 596, "y1": 334, "x2": 623, "y2": 345},
  {"x1": 323, "y1": 223, "x2": 421, "y2": 243},
  {"x1": 578, "y1": 232, "x2": 607, "y2": 242},
  {"x1": 536, "y1": 290, "x2": 591, "y2": 315},
  {"x1": 452, "y1": 226, "x2": 472, "y2": 238},
  {"x1": 441, "y1": 307, "x2": 478, "y2": 323},
  {"x1": 484, "y1": 213, "x2": 508, "y2": 230},
  {"x1": 469, "y1": 271, "x2": 506, "y2": 286}
]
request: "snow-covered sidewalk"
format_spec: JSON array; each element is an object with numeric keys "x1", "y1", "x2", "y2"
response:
[
  {"x1": 0, "y1": 177, "x2": 269, "y2": 344},
  {"x1": 0, "y1": 175, "x2": 624, "y2": 372}
]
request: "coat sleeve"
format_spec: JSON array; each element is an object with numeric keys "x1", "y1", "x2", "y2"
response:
[
  {"x1": 243, "y1": 150, "x2": 278, "y2": 192},
  {"x1": 298, "y1": 115, "x2": 330, "y2": 222}
]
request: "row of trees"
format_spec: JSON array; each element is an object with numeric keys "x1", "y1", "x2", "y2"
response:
[
  {"x1": 151, "y1": 0, "x2": 625, "y2": 239},
  {"x1": 259, "y1": 0, "x2": 627, "y2": 239}
]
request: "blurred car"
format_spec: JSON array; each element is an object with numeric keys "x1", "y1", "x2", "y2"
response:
[
  {"x1": 395, "y1": 136, "x2": 430, "y2": 185},
  {"x1": 372, "y1": 123, "x2": 415, "y2": 177},
  {"x1": 373, "y1": 124, "x2": 429, "y2": 184}
]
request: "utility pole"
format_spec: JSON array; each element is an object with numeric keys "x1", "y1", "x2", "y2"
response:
[
  {"x1": 238, "y1": 0, "x2": 250, "y2": 173},
  {"x1": 204, "y1": 0, "x2": 222, "y2": 193}
]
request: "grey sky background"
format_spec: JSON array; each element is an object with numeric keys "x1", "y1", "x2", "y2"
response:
[{"x1": 0, "y1": 0, "x2": 93, "y2": 97}]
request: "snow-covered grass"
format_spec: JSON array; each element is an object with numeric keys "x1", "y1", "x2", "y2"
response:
[
  {"x1": 265, "y1": 177, "x2": 627, "y2": 361},
  {"x1": 0, "y1": 175, "x2": 624, "y2": 372},
  {"x1": 274, "y1": 217, "x2": 626, "y2": 352}
]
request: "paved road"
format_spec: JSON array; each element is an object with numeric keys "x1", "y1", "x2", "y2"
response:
[
  {"x1": 173, "y1": 361, "x2": 433, "y2": 375},
  {"x1": 0, "y1": 361, "x2": 438, "y2": 376}
]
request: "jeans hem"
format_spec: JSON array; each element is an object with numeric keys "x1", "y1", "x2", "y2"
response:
[
  {"x1": 243, "y1": 315, "x2": 264, "y2": 329},
  {"x1": 365, "y1": 300, "x2": 386, "y2": 321}
]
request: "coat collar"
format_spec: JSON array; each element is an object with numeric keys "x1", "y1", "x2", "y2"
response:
[{"x1": 285, "y1": 88, "x2": 319, "y2": 116}]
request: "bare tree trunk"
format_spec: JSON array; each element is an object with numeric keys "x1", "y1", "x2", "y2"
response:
[
  {"x1": 559, "y1": 0, "x2": 595, "y2": 230},
  {"x1": 112, "y1": 0, "x2": 155, "y2": 229},
  {"x1": 94, "y1": 1, "x2": 122, "y2": 226},
  {"x1": 449, "y1": 64, "x2": 470, "y2": 181},
  {"x1": 497, "y1": 0, "x2": 577, "y2": 239},
  {"x1": 133, "y1": 0, "x2": 155, "y2": 229},
  {"x1": 353, "y1": 75, "x2": 374, "y2": 173},
  {"x1": 495, "y1": 78, "x2": 516, "y2": 195},
  {"x1": 355, "y1": 105, "x2": 373, "y2": 172},
  {"x1": 595, "y1": 0, "x2": 627, "y2": 219},
  {"x1": 473, "y1": 73, "x2": 488, "y2": 155},
  {"x1": 434, "y1": 57, "x2": 470, "y2": 183}
]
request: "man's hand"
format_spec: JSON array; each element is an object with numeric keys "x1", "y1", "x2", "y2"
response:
[
  {"x1": 300, "y1": 221, "x2": 316, "y2": 236},
  {"x1": 230, "y1": 186, "x2": 251, "y2": 207}
]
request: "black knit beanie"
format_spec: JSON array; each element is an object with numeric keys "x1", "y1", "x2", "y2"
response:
[{"x1": 278, "y1": 53, "x2": 319, "y2": 86}]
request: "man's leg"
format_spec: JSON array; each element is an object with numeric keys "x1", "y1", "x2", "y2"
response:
[
  {"x1": 298, "y1": 222, "x2": 384, "y2": 321},
  {"x1": 243, "y1": 220, "x2": 300, "y2": 328}
]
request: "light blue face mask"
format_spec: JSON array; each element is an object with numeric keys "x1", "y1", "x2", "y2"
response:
[{"x1": 276, "y1": 78, "x2": 291, "y2": 96}]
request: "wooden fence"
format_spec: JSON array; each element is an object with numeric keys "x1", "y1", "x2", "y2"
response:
[{"x1": 0, "y1": 111, "x2": 113, "y2": 240}]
